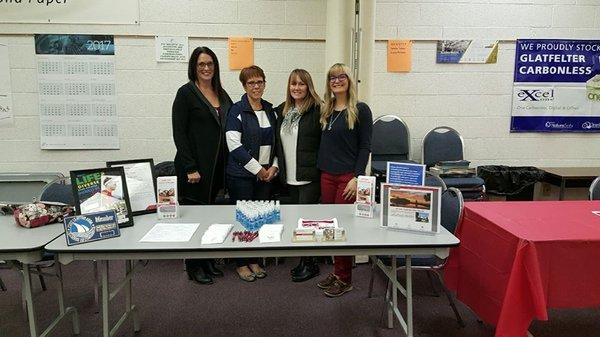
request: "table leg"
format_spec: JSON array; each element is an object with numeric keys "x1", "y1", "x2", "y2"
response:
[
  {"x1": 387, "y1": 256, "x2": 397, "y2": 329},
  {"x1": 125, "y1": 260, "x2": 140, "y2": 332},
  {"x1": 406, "y1": 255, "x2": 413, "y2": 337},
  {"x1": 101, "y1": 260, "x2": 110, "y2": 337},
  {"x1": 22, "y1": 264, "x2": 39, "y2": 337},
  {"x1": 559, "y1": 178, "x2": 566, "y2": 200}
]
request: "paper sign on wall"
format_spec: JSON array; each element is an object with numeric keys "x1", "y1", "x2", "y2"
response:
[
  {"x1": 155, "y1": 36, "x2": 188, "y2": 63},
  {"x1": 387, "y1": 40, "x2": 412, "y2": 72},
  {"x1": 228, "y1": 37, "x2": 254, "y2": 70},
  {"x1": 0, "y1": 44, "x2": 13, "y2": 127},
  {"x1": 437, "y1": 40, "x2": 498, "y2": 64}
]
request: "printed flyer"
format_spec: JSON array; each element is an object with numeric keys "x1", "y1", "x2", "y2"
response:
[{"x1": 380, "y1": 184, "x2": 441, "y2": 234}]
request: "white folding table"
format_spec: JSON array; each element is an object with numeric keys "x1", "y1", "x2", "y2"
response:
[
  {"x1": 0, "y1": 215, "x2": 79, "y2": 337},
  {"x1": 45, "y1": 204, "x2": 459, "y2": 337}
]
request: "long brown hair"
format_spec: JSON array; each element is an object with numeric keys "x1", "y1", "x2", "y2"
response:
[
  {"x1": 321, "y1": 63, "x2": 358, "y2": 130},
  {"x1": 282, "y1": 69, "x2": 321, "y2": 115}
]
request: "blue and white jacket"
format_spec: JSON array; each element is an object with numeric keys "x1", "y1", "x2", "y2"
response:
[{"x1": 225, "y1": 94, "x2": 278, "y2": 178}]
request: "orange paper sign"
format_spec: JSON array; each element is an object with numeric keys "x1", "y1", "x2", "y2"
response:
[
  {"x1": 228, "y1": 37, "x2": 254, "y2": 70},
  {"x1": 387, "y1": 40, "x2": 412, "y2": 72}
]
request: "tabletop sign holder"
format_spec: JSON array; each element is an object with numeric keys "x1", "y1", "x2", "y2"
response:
[
  {"x1": 380, "y1": 183, "x2": 441, "y2": 235},
  {"x1": 63, "y1": 210, "x2": 121, "y2": 246},
  {"x1": 355, "y1": 175, "x2": 376, "y2": 218},
  {"x1": 156, "y1": 176, "x2": 178, "y2": 219}
]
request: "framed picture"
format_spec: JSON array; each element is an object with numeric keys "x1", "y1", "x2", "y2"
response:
[
  {"x1": 70, "y1": 167, "x2": 134, "y2": 228},
  {"x1": 107, "y1": 158, "x2": 157, "y2": 215},
  {"x1": 380, "y1": 183, "x2": 441, "y2": 234}
]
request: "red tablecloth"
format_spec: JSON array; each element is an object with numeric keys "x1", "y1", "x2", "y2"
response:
[{"x1": 444, "y1": 201, "x2": 600, "y2": 337}]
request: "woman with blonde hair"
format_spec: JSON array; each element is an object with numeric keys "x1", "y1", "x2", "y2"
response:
[
  {"x1": 316, "y1": 63, "x2": 373, "y2": 297},
  {"x1": 275, "y1": 69, "x2": 322, "y2": 282}
]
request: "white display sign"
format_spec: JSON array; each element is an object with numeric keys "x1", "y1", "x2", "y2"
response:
[
  {"x1": 35, "y1": 34, "x2": 119, "y2": 149},
  {"x1": 155, "y1": 36, "x2": 188, "y2": 63},
  {"x1": 0, "y1": 0, "x2": 139, "y2": 25},
  {"x1": 0, "y1": 44, "x2": 14, "y2": 127}
]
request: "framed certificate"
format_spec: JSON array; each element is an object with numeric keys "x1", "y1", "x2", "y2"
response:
[
  {"x1": 70, "y1": 167, "x2": 134, "y2": 228},
  {"x1": 107, "y1": 158, "x2": 157, "y2": 215}
]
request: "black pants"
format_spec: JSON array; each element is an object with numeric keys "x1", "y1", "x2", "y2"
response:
[
  {"x1": 228, "y1": 174, "x2": 272, "y2": 267},
  {"x1": 286, "y1": 181, "x2": 320, "y2": 204}
]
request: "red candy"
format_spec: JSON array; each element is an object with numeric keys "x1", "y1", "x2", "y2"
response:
[{"x1": 232, "y1": 230, "x2": 258, "y2": 243}]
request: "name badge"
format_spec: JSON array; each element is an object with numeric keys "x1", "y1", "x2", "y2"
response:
[{"x1": 63, "y1": 210, "x2": 121, "y2": 246}]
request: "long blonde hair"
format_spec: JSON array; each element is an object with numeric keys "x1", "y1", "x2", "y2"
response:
[
  {"x1": 321, "y1": 63, "x2": 358, "y2": 130},
  {"x1": 283, "y1": 69, "x2": 322, "y2": 115}
]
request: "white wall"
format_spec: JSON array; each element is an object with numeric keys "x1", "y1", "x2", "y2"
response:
[{"x1": 0, "y1": 0, "x2": 599, "y2": 176}]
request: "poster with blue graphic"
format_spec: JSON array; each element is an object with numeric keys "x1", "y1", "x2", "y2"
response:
[
  {"x1": 512, "y1": 39, "x2": 600, "y2": 132},
  {"x1": 63, "y1": 210, "x2": 120, "y2": 246}
]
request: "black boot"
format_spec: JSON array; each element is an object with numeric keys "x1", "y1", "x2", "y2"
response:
[
  {"x1": 202, "y1": 259, "x2": 224, "y2": 277},
  {"x1": 291, "y1": 257, "x2": 319, "y2": 282},
  {"x1": 187, "y1": 265, "x2": 213, "y2": 285},
  {"x1": 291, "y1": 257, "x2": 306, "y2": 275}
]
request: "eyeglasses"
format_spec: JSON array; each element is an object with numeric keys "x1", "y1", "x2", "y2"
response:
[
  {"x1": 329, "y1": 74, "x2": 348, "y2": 83},
  {"x1": 197, "y1": 62, "x2": 214, "y2": 69},
  {"x1": 246, "y1": 80, "x2": 265, "y2": 87}
]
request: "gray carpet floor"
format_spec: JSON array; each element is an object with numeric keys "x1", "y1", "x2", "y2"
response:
[{"x1": 1, "y1": 259, "x2": 599, "y2": 337}]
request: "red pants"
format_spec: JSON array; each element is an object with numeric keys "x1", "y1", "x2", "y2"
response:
[{"x1": 321, "y1": 171, "x2": 355, "y2": 283}]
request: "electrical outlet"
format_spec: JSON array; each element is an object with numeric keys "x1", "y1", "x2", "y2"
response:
[{"x1": 542, "y1": 183, "x2": 551, "y2": 196}]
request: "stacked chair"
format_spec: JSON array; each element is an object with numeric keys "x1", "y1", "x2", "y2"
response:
[{"x1": 422, "y1": 126, "x2": 486, "y2": 201}]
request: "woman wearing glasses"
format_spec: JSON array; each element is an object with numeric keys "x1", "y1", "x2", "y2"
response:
[
  {"x1": 316, "y1": 63, "x2": 373, "y2": 297},
  {"x1": 225, "y1": 65, "x2": 277, "y2": 282},
  {"x1": 172, "y1": 46, "x2": 232, "y2": 285},
  {"x1": 274, "y1": 69, "x2": 322, "y2": 282}
]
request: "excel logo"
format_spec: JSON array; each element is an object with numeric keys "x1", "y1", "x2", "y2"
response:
[{"x1": 516, "y1": 89, "x2": 554, "y2": 101}]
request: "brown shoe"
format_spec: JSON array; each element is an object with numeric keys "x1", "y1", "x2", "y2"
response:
[
  {"x1": 316, "y1": 273, "x2": 338, "y2": 289},
  {"x1": 323, "y1": 279, "x2": 353, "y2": 297}
]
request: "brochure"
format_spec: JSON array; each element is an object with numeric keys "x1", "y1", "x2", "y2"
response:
[
  {"x1": 380, "y1": 183, "x2": 441, "y2": 234},
  {"x1": 157, "y1": 176, "x2": 178, "y2": 219},
  {"x1": 355, "y1": 175, "x2": 376, "y2": 218}
]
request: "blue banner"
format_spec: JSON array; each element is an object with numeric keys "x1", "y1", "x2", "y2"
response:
[
  {"x1": 515, "y1": 39, "x2": 600, "y2": 83},
  {"x1": 512, "y1": 39, "x2": 600, "y2": 133}
]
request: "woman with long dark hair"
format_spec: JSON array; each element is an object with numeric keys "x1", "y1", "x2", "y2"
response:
[{"x1": 172, "y1": 46, "x2": 232, "y2": 285}]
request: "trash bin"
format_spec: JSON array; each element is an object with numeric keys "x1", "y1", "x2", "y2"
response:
[{"x1": 477, "y1": 166, "x2": 545, "y2": 201}]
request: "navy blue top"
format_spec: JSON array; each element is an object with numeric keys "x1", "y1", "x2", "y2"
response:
[
  {"x1": 225, "y1": 94, "x2": 276, "y2": 178},
  {"x1": 317, "y1": 102, "x2": 373, "y2": 176}
]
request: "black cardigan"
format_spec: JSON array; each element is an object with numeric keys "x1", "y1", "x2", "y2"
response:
[
  {"x1": 172, "y1": 81, "x2": 232, "y2": 204},
  {"x1": 274, "y1": 102, "x2": 322, "y2": 184}
]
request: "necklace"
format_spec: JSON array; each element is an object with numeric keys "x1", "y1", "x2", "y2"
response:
[{"x1": 328, "y1": 110, "x2": 344, "y2": 130}]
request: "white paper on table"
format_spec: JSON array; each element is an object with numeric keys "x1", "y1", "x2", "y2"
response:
[
  {"x1": 259, "y1": 224, "x2": 284, "y2": 243},
  {"x1": 201, "y1": 224, "x2": 233, "y2": 245},
  {"x1": 140, "y1": 223, "x2": 200, "y2": 242}
]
